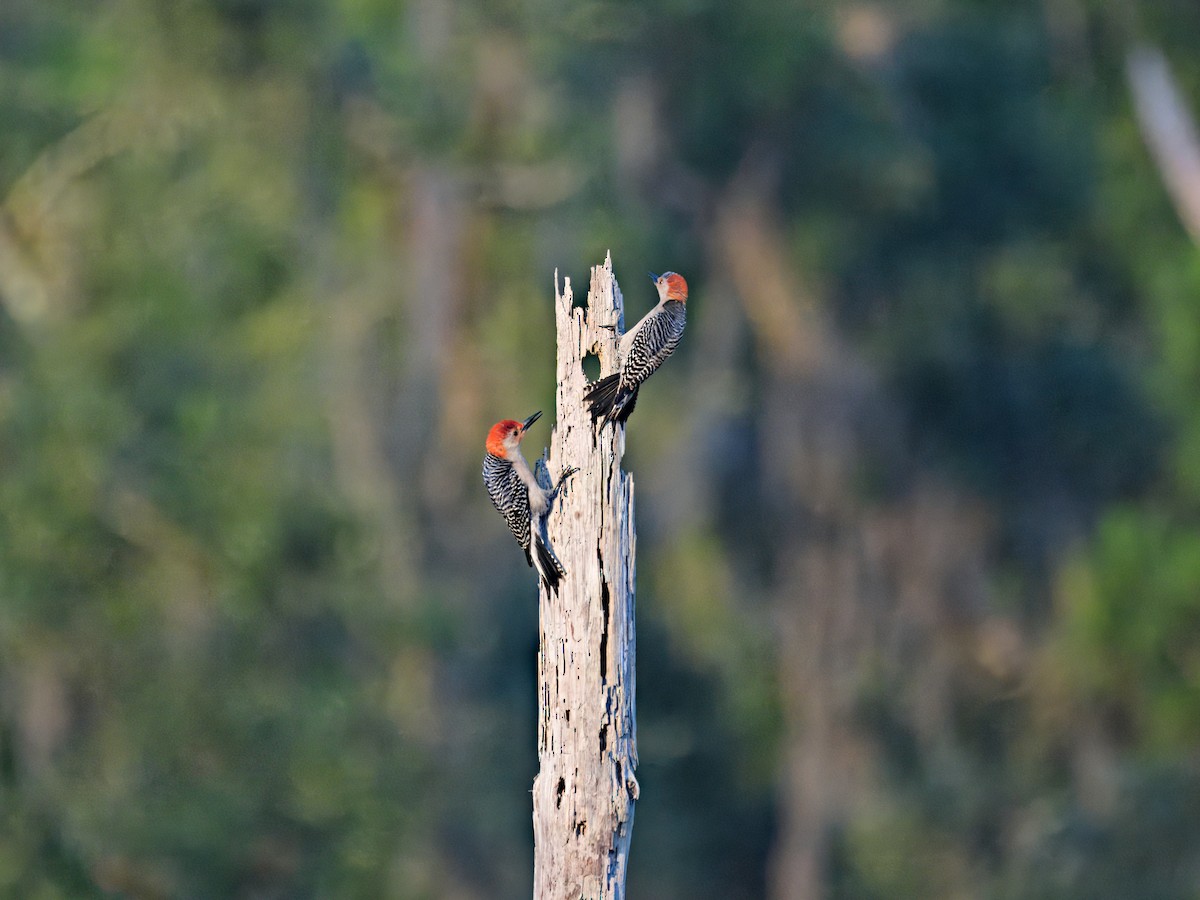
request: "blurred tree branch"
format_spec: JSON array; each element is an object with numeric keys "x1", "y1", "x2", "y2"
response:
[
  {"x1": 1127, "y1": 45, "x2": 1200, "y2": 247},
  {"x1": 0, "y1": 76, "x2": 218, "y2": 325},
  {"x1": 714, "y1": 151, "x2": 1003, "y2": 900},
  {"x1": 713, "y1": 165, "x2": 878, "y2": 900}
]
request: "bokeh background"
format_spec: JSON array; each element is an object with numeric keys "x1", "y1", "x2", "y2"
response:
[{"x1": 4, "y1": 0, "x2": 1200, "y2": 897}]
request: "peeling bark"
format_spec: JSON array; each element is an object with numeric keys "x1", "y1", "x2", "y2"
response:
[{"x1": 532, "y1": 254, "x2": 638, "y2": 900}]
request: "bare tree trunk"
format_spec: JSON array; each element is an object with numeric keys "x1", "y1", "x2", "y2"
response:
[{"x1": 532, "y1": 254, "x2": 639, "y2": 900}]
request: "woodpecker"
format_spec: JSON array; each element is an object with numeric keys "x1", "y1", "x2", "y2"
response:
[
  {"x1": 482, "y1": 411, "x2": 577, "y2": 592},
  {"x1": 584, "y1": 271, "x2": 687, "y2": 427}
]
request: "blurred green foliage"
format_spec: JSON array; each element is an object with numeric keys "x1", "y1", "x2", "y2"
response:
[{"x1": 3, "y1": 0, "x2": 1200, "y2": 897}]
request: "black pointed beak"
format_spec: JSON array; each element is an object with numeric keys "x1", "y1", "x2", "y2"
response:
[
  {"x1": 520, "y1": 411, "x2": 542, "y2": 433},
  {"x1": 648, "y1": 271, "x2": 660, "y2": 281}
]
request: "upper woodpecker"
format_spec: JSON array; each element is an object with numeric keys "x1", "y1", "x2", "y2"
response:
[
  {"x1": 482, "y1": 411, "x2": 577, "y2": 592},
  {"x1": 584, "y1": 271, "x2": 687, "y2": 427}
]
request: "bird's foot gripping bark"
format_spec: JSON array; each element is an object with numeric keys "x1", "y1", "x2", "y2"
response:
[
  {"x1": 536, "y1": 456, "x2": 578, "y2": 502},
  {"x1": 552, "y1": 466, "x2": 579, "y2": 499}
]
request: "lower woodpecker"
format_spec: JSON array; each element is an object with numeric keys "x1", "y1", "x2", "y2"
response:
[{"x1": 482, "y1": 411, "x2": 577, "y2": 591}]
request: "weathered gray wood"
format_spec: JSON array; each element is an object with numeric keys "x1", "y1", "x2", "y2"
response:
[{"x1": 532, "y1": 254, "x2": 639, "y2": 900}]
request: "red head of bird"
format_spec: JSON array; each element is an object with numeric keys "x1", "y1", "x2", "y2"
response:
[
  {"x1": 485, "y1": 410, "x2": 542, "y2": 458},
  {"x1": 651, "y1": 271, "x2": 688, "y2": 304}
]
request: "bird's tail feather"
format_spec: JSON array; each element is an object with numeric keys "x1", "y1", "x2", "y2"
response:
[
  {"x1": 584, "y1": 373, "x2": 622, "y2": 422},
  {"x1": 533, "y1": 531, "x2": 566, "y2": 593},
  {"x1": 584, "y1": 374, "x2": 639, "y2": 426},
  {"x1": 613, "y1": 387, "x2": 638, "y2": 424}
]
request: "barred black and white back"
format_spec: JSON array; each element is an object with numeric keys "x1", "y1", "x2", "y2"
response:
[
  {"x1": 585, "y1": 298, "x2": 686, "y2": 426},
  {"x1": 483, "y1": 452, "x2": 531, "y2": 560},
  {"x1": 482, "y1": 452, "x2": 566, "y2": 591},
  {"x1": 620, "y1": 299, "x2": 686, "y2": 390}
]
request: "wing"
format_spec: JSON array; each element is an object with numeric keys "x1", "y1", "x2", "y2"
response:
[
  {"x1": 620, "y1": 301, "x2": 686, "y2": 390},
  {"x1": 483, "y1": 454, "x2": 533, "y2": 561}
]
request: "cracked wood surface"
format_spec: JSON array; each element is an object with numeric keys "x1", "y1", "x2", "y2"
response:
[{"x1": 532, "y1": 254, "x2": 639, "y2": 900}]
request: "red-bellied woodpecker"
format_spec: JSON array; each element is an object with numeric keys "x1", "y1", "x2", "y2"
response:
[
  {"x1": 584, "y1": 271, "x2": 687, "y2": 427},
  {"x1": 483, "y1": 411, "x2": 577, "y2": 592}
]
